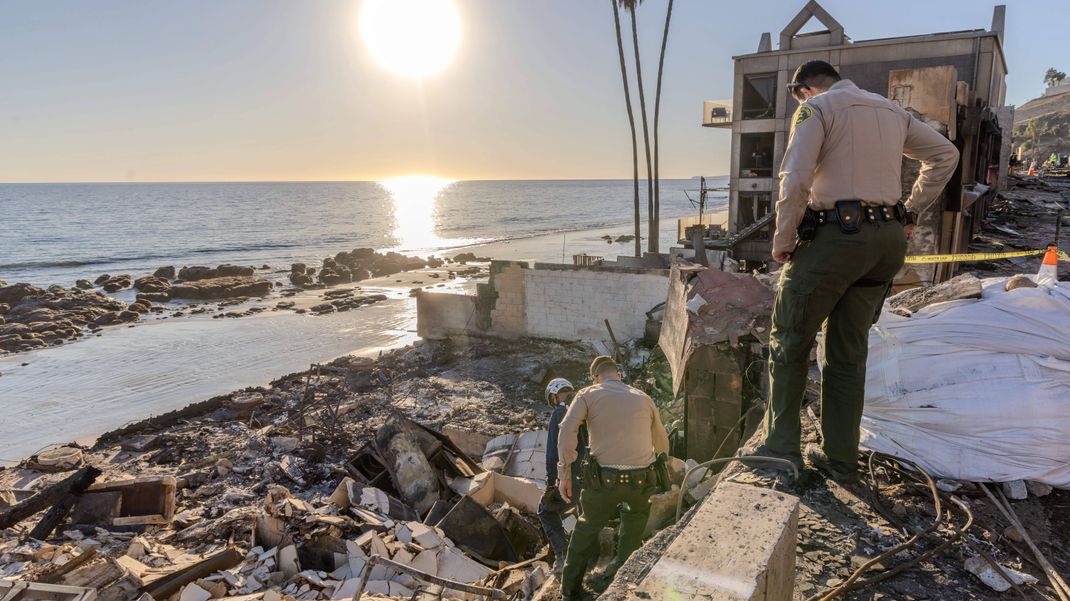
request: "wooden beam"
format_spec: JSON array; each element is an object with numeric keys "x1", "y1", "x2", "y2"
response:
[{"x1": 0, "y1": 466, "x2": 101, "y2": 531}]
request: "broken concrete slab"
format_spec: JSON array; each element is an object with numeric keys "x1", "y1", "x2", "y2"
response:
[
  {"x1": 437, "y1": 546, "x2": 494, "y2": 584},
  {"x1": 644, "y1": 488, "x2": 682, "y2": 538},
  {"x1": 278, "y1": 545, "x2": 300, "y2": 578},
  {"x1": 963, "y1": 556, "x2": 1038, "y2": 591},
  {"x1": 627, "y1": 482, "x2": 798, "y2": 601},
  {"x1": 412, "y1": 549, "x2": 438, "y2": 576}
]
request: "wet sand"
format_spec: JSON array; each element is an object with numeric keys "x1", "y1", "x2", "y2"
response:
[{"x1": 0, "y1": 213, "x2": 726, "y2": 462}]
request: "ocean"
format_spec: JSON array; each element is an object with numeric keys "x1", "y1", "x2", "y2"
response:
[
  {"x1": 1, "y1": 178, "x2": 727, "y2": 287},
  {"x1": 0, "y1": 178, "x2": 728, "y2": 461}
]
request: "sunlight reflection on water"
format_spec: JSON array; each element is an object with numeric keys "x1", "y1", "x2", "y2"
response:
[{"x1": 380, "y1": 176, "x2": 480, "y2": 252}]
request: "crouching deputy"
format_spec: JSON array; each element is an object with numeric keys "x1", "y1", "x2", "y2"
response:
[
  {"x1": 538, "y1": 377, "x2": 586, "y2": 574},
  {"x1": 557, "y1": 356, "x2": 670, "y2": 601}
]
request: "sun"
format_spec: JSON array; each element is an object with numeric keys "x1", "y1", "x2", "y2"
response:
[{"x1": 360, "y1": 0, "x2": 461, "y2": 79}]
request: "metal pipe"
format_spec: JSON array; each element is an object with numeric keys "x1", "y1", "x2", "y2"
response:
[
  {"x1": 980, "y1": 483, "x2": 1070, "y2": 601},
  {"x1": 352, "y1": 554, "x2": 509, "y2": 601},
  {"x1": 674, "y1": 455, "x2": 799, "y2": 520}
]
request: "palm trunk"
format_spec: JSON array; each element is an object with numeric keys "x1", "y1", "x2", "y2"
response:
[
  {"x1": 612, "y1": 0, "x2": 642, "y2": 258},
  {"x1": 653, "y1": 0, "x2": 673, "y2": 257},
  {"x1": 629, "y1": 8, "x2": 656, "y2": 254}
]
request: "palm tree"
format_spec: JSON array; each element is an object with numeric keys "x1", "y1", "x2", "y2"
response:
[
  {"x1": 621, "y1": 0, "x2": 656, "y2": 254},
  {"x1": 652, "y1": 0, "x2": 674, "y2": 256},
  {"x1": 611, "y1": 0, "x2": 642, "y2": 257}
]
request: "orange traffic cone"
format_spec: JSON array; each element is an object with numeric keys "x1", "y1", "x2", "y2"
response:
[
  {"x1": 1028, "y1": 161, "x2": 1038, "y2": 176},
  {"x1": 1036, "y1": 245, "x2": 1059, "y2": 286}
]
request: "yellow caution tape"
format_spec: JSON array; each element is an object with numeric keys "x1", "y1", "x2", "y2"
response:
[{"x1": 903, "y1": 249, "x2": 1048, "y2": 264}]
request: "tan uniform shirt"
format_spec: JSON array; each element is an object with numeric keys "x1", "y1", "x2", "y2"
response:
[
  {"x1": 556, "y1": 379, "x2": 669, "y2": 481},
  {"x1": 774, "y1": 79, "x2": 960, "y2": 254}
]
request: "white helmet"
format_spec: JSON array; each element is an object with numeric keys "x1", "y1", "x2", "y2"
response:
[{"x1": 545, "y1": 378, "x2": 574, "y2": 405}]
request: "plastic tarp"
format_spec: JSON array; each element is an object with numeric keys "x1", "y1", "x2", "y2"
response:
[{"x1": 839, "y1": 278, "x2": 1070, "y2": 488}]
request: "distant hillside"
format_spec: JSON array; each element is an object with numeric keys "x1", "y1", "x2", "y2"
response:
[{"x1": 1013, "y1": 89, "x2": 1070, "y2": 164}]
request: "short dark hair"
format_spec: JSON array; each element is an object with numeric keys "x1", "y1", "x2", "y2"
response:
[{"x1": 791, "y1": 60, "x2": 841, "y2": 89}]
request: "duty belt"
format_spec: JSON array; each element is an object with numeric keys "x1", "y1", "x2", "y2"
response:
[
  {"x1": 811, "y1": 200, "x2": 907, "y2": 226},
  {"x1": 597, "y1": 464, "x2": 658, "y2": 491}
]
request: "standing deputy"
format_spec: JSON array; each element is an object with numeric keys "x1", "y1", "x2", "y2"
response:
[
  {"x1": 751, "y1": 61, "x2": 958, "y2": 482},
  {"x1": 556, "y1": 356, "x2": 669, "y2": 601}
]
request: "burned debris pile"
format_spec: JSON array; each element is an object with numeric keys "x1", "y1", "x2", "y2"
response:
[{"x1": 0, "y1": 339, "x2": 597, "y2": 601}]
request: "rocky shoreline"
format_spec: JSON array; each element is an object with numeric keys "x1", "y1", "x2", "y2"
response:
[{"x1": 0, "y1": 249, "x2": 490, "y2": 358}]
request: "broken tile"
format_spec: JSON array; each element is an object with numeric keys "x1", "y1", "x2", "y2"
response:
[
  {"x1": 437, "y1": 547, "x2": 493, "y2": 583},
  {"x1": 179, "y1": 583, "x2": 212, "y2": 601},
  {"x1": 278, "y1": 545, "x2": 299, "y2": 579}
]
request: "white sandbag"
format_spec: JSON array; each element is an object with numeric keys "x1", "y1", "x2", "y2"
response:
[{"x1": 821, "y1": 279, "x2": 1070, "y2": 488}]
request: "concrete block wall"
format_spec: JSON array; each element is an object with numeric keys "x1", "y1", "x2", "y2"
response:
[
  {"x1": 523, "y1": 265, "x2": 669, "y2": 341},
  {"x1": 415, "y1": 260, "x2": 670, "y2": 343},
  {"x1": 488, "y1": 261, "x2": 527, "y2": 338},
  {"x1": 416, "y1": 291, "x2": 480, "y2": 339}
]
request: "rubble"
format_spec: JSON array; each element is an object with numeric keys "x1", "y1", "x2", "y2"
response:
[
  {"x1": 963, "y1": 556, "x2": 1038, "y2": 592},
  {"x1": 0, "y1": 338, "x2": 595, "y2": 601}
]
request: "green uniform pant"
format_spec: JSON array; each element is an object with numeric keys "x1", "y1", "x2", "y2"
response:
[
  {"x1": 763, "y1": 220, "x2": 907, "y2": 471},
  {"x1": 561, "y1": 484, "x2": 653, "y2": 599}
]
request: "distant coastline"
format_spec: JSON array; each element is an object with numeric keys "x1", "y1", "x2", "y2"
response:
[{"x1": 0, "y1": 204, "x2": 727, "y2": 461}]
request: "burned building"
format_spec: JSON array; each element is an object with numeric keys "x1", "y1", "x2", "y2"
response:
[{"x1": 701, "y1": 1, "x2": 1011, "y2": 285}]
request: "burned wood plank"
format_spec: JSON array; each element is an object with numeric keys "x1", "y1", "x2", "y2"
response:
[
  {"x1": 139, "y1": 547, "x2": 243, "y2": 600},
  {"x1": 888, "y1": 273, "x2": 983, "y2": 313},
  {"x1": 0, "y1": 466, "x2": 101, "y2": 531},
  {"x1": 34, "y1": 548, "x2": 99, "y2": 584}
]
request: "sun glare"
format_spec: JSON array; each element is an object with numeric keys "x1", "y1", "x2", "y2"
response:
[
  {"x1": 381, "y1": 176, "x2": 454, "y2": 251},
  {"x1": 360, "y1": 0, "x2": 461, "y2": 79}
]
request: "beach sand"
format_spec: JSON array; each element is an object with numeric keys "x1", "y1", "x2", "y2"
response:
[{"x1": 0, "y1": 212, "x2": 726, "y2": 461}]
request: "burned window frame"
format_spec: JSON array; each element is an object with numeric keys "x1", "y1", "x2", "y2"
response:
[
  {"x1": 741, "y1": 73, "x2": 777, "y2": 120},
  {"x1": 739, "y1": 133, "x2": 775, "y2": 179},
  {"x1": 738, "y1": 191, "x2": 773, "y2": 240}
]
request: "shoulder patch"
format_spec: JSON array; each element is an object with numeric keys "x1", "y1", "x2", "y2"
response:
[{"x1": 793, "y1": 105, "x2": 813, "y2": 128}]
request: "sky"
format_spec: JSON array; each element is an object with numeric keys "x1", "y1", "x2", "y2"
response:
[{"x1": 0, "y1": 0, "x2": 1066, "y2": 183}]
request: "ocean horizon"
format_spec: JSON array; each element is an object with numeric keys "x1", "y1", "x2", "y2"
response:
[{"x1": 0, "y1": 178, "x2": 728, "y2": 288}]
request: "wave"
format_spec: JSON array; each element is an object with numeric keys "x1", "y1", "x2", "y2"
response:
[
  {"x1": 0, "y1": 241, "x2": 316, "y2": 272},
  {"x1": 0, "y1": 259, "x2": 109, "y2": 269},
  {"x1": 425, "y1": 203, "x2": 729, "y2": 254}
]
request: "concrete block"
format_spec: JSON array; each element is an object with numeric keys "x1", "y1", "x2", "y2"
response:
[
  {"x1": 1002, "y1": 480, "x2": 1028, "y2": 500},
  {"x1": 1026, "y1": 481, "x2": 1053, "y2": 497},
  {"x1": 632, "y1": 482, "x2": 798, "y2": 601}
]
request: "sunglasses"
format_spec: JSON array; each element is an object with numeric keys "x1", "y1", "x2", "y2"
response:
[{"x1": 787, "y1": 82, "x2": 811, "y2": 102}]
